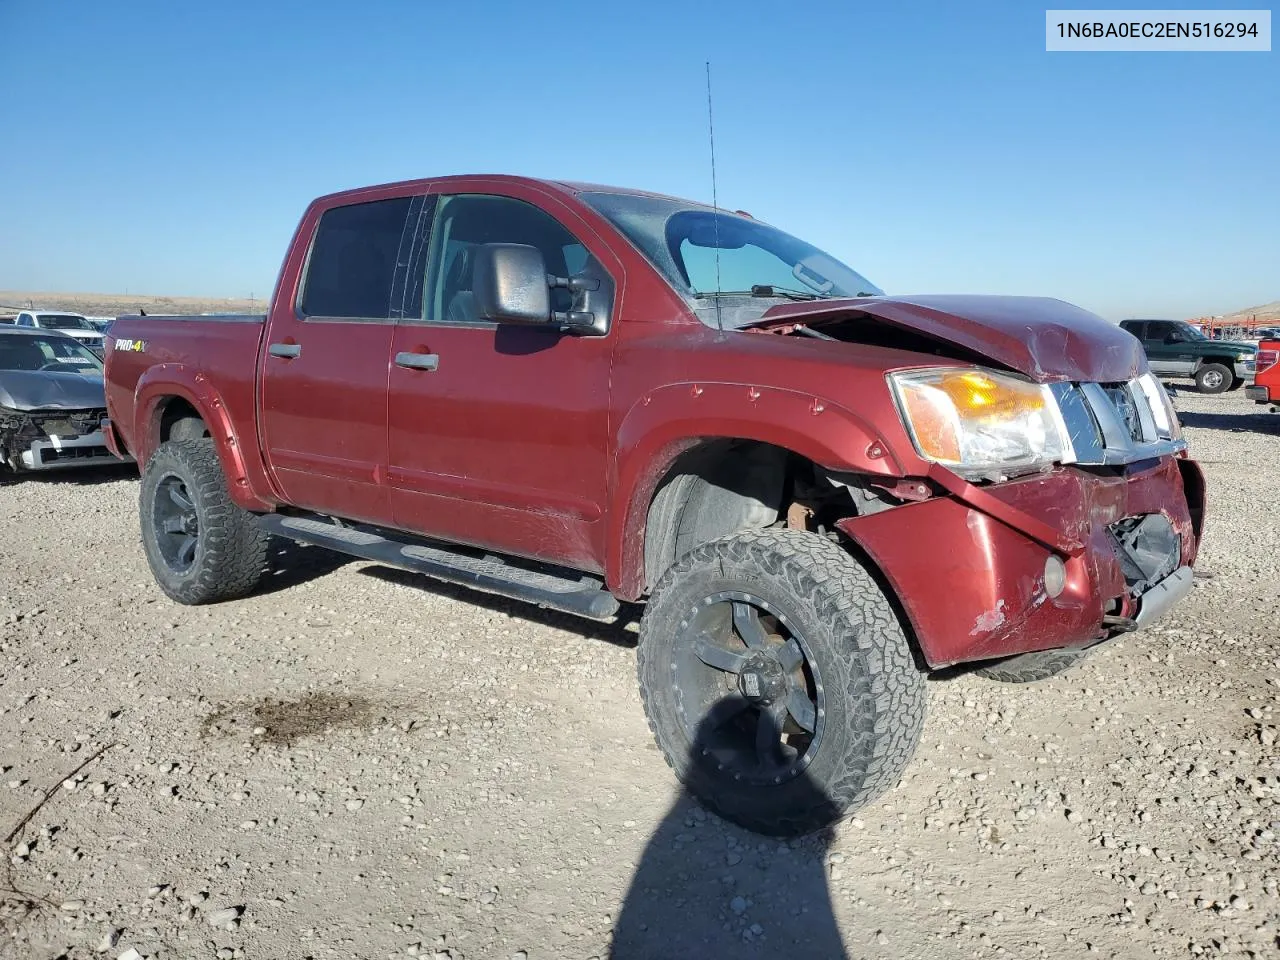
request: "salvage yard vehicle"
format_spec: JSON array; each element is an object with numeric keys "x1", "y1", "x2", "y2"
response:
[
  {"x1": 1246, "y1": 339, "x2": 1279, "y2": 410},
  {"x1": 14, "y1": 310, "x2": 107, "y2": 358},
  {"x1": 1119, "y1": 318, "x2": 1256, "y2": 394},
  {"x1": 0, "y1": 328, "x2": 123, "y2": 473},
  {"x1": 103, "y1": 175, "x2": 1205, "y2": 835}
]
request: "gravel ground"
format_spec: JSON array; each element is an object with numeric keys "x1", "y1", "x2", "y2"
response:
[{"x1": 1, "y1": 390, "x2": 1277, "y2": 960}]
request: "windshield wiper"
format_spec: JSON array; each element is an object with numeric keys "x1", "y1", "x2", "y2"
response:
[
  {"x1": 691, "y1": 286, "x2": 831, "y2": 301},
  {"x1": 749, "y1": 284, "x2": 829, "y2": 301}
]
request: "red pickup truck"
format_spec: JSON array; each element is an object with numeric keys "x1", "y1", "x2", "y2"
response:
[
  {"x1": 104, "y1": 175, "x2": 1204, "y2": 835},
  {"x1": 1247, "y1": 339, "x2": 1279, "y2": 409}
]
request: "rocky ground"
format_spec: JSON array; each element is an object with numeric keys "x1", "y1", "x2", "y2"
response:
[{"x1": 0, "y1": 390, "x2": 1276, "y2": 960}]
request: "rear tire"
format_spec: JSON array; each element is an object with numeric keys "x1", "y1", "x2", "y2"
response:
[
  {"x1": 636, "y1": 529, "x2": 926, "y2": 836},
  {"x1": 972, "y1": 647, "x2": 1086, "y2": 683},
  {"x1": 1195, "y1": 363, "x2": 1231, "y2": 394},
  {"x1": 139, "y1": 438, "x2": 267, "y2": 604}
]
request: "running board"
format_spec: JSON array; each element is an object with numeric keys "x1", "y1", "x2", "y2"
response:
[{"x1": 256, "y1": 514, "x2": 620, "y2": 621}]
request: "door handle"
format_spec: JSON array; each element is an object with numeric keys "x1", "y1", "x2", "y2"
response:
[
  {"x1": 268, "y1": 342, "x2": 302, "y2": 359},
  {"x1": 395, "y1": 351, "x2": 440, "y2": 371}
]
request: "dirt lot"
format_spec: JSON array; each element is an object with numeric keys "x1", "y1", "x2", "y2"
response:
[{"x1": 1, "y1": 391, "x2": 1277, "y2": 960}]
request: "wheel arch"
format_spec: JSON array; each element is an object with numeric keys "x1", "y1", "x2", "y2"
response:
[
  {"x1": 132, "y1": 365, "x2": 278, "y2": 511},
  {"x1": 606, "y1": 384, "x2": 913, "y2": 600}
]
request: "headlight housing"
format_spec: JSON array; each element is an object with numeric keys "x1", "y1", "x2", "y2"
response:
[
  {"x1": 1135, "y1": 372, "x2": 1182, "y2": 441},
  {"x1": 887, "y1": 367, "x2": 1074, "y2": 482}
]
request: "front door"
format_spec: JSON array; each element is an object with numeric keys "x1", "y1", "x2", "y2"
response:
[
  {"x1": 1142, "y1": 320, "x2": 1195, "y2": 376},
  {"x1": 386, "y1": 187, "x2": 618, "y2": 572},
  {"x1": 259, "y1": 194, "x2": 426, "y2": 526}
]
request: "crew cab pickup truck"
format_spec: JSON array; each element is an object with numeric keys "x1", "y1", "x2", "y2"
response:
[
  {"x1": 1119, "y1": 318, "x2": 1255, "y2": 394},
  {"x1": 1247, "y1": 339, "x2": 1279, "y2": 410},
  {"x1": 104, "y1": 175, "x2": 1205, "y2": 835}
]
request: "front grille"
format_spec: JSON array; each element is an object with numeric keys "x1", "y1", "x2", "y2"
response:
[
  {"x1": 1102, "y1": 385, "x2": 1143, "y2": 443},
  {"x1": 1051, "y1": 375, "x2": 1184, "y2": 467}
]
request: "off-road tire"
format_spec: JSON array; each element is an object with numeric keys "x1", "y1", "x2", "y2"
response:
[
  {"x1": 139, "y1": 438, "x2": 267, "y2": 604},
  {"x1": 636, "y1": 528, "x2": 927, "y2": 836},
  {"x1": 1195, "y1": 362, "x2": 1232, "y2": 394},
  {"x1": 972, "y1": 647, "x2": 1087, "y2": 683}
]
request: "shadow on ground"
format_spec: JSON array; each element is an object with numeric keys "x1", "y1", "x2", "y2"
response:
[
  {"x1": 609, "y1": 718, "x2": 850, "y2": 958},
  {"x1": 1179, "y1": 409, "x2": 1280, "y2": 435},
  {"x1": 252, "y1": 538, "x2": 354, "y2": 597},
  {"x1": 357, "y1": 565, "x2": 641, "y2": 648}
]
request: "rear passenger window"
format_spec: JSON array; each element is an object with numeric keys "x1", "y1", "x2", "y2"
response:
[{"x1": 300, "y1": 198, "x2": 413, "y2": 319}]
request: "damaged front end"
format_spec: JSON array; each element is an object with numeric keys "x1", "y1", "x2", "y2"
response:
[
  {"x1": 0, "y1": 405, "x2": 120, "y2": 472},
  {"x1": 831, "y1": 370, "x2": 1204, "y2": 668}
]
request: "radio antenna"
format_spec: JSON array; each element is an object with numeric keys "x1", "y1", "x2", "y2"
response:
[{"x1": 705, "y1": 60, "x2": 725, "y2": 337}]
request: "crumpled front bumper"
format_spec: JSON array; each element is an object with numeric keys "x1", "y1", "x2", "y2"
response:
[{"x1": 837, "y1": 455, "x2": 1204, "y2": 668}]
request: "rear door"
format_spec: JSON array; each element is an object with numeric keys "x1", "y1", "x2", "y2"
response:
[
  {"x1": 258, "y1": 194, "x2": 428, "y2": 526},
  {"x1": 385, "y1": 184, "x2": 620, "y2": 572}
]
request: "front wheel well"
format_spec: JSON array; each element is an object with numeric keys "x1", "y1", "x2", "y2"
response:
[{"x1": 641, "y1": 439, "x2": 903, "y2": 593}]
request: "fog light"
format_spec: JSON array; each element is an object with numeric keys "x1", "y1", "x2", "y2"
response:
[{"x1": 1044, "y1": 556, "x2": 1066, "y2": 598}]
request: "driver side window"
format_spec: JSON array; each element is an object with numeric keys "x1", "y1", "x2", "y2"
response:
[
  {"x1": 1146, "y1": 321, "x2": 1173, "y2": 341},
  {"x1": 422, "y1": 194, "x2": 591, "y2": 324}
]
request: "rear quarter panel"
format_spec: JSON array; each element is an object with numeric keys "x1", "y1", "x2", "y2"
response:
[{"x1": 106, "y1": 317, "x2": 279, "y2": 510}]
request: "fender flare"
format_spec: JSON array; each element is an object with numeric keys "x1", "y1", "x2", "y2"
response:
[
  {"x1": 606, "y1": 381, "x2": 910, "y2": 598},
  {"x1": 133, "y1": 364, "x2": 277, "y2": 511}
]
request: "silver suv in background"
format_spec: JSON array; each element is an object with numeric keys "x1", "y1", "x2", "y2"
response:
[{"x1": 14, "y1": 310, "x2": 106, "y2": 357}]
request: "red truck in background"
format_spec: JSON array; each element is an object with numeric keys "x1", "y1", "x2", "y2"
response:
[
  {"x1": 103, "y1": 175, "x2": 1205, "y2": 835},
  {"x1": 1247, "y1": 340, "x2": 1280, "y2": 409}
]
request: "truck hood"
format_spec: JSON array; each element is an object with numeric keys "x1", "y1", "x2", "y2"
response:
[
  {"x1": 1202, "y1": 340, "x2": 1256, "y2": 354},
  {"x1": 752, "y1": 294, "x2": 1145, "y2": 383},
  {"x1": 0, "y1": 370, "x2": 107, "y2": 411}
]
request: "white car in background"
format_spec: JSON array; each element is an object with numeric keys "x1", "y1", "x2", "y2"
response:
[{"x1": 14, "y1": 310, "x2": 106, "y2": 357}]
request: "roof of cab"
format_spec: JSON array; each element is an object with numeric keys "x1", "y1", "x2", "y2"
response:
[{"x1": 312, "y1": 174, "x2": 711, "y2": 210}]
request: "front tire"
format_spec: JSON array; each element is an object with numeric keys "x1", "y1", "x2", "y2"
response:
[
  {"x1": 1195, "y1": 362, "x2": 1232, "y2": 394},
  {"x1": 636, "y1": 529, "x2": 926, "y2": 836},
  {"x1": 139, "y1": 439, "x2": 267, "y2": 604}
]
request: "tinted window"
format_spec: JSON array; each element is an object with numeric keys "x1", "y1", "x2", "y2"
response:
[
  {"x1": 300, "y1": 198, "x2": 413, "y2": 319},
  {"x1": 424, "y1": 195, "x2": 589, "y2": 323},
  {"x1": 1145, "y1": 321, "x2": 1172, "y2": 339}
]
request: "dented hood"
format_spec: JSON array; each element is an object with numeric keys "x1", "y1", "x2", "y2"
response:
[
  {"x1": 0, "y1": 370, "x2": 107, "y2": 411},
  {"x1": 754, "y1": 294, "x2": 1145, "y2": 383}
]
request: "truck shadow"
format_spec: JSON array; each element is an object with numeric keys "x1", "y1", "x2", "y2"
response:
[
  {"x1": 254, "y1": 538, "x2": 355, "y2": 596},
  {"x1": 1178, "y1": 410, "x2": 1280, "y2": 436},
  {"x1": 355, "y1": 565, "x2": 641, "y2": 649},
  {"x1": 609, "y1": 716, "x2": 850, "y2": 958}
]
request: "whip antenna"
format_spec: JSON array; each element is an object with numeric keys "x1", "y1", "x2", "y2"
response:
[{"x1": 705, "y1": 61, "x2": 725, "y2": 336}]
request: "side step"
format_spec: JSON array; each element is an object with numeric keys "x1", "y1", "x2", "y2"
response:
[{"x1": 256, "y1": 514, "x2": 621, "y2": 622}]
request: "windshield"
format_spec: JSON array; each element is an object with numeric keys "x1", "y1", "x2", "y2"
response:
[
  {"x1": 38, "y1": 314, "x2": 95, "y2": 331},
  {"x1": 0, "y1": 334, "x2": 104, "y2": 373},
  {"x1": 581, "y1": 192, "x2": 882, "y2": 327}
]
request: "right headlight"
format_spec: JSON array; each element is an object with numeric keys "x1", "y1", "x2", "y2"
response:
[{"x1": 887, "y1": 367, "x2": 1074, "y2": 482}]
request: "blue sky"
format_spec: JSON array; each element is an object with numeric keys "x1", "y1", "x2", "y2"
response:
[{"x1": 0, "y1": 0, "x2": 1274, "y2": 319}]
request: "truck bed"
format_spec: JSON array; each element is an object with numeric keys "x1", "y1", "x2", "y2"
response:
[{"x1": 104, "y1": 314, "x2": 266, "y2": 464}]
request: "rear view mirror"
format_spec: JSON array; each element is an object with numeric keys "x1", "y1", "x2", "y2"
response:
[{"x1": 473, "y1": 244, "x2": 553, "y2": 326}]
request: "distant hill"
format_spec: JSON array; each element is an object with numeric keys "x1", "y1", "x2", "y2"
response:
[
  {"x1": 1220, "y1": 300, "x2": 1280, "y2": 322},
  {"x1": 0, "y1": 290, "x2": 265, "y2": 318}
]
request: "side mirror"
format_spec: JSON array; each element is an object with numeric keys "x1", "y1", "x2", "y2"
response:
[{"x1": 473, "y1": 243, "x2": 553, "y2": 326}]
